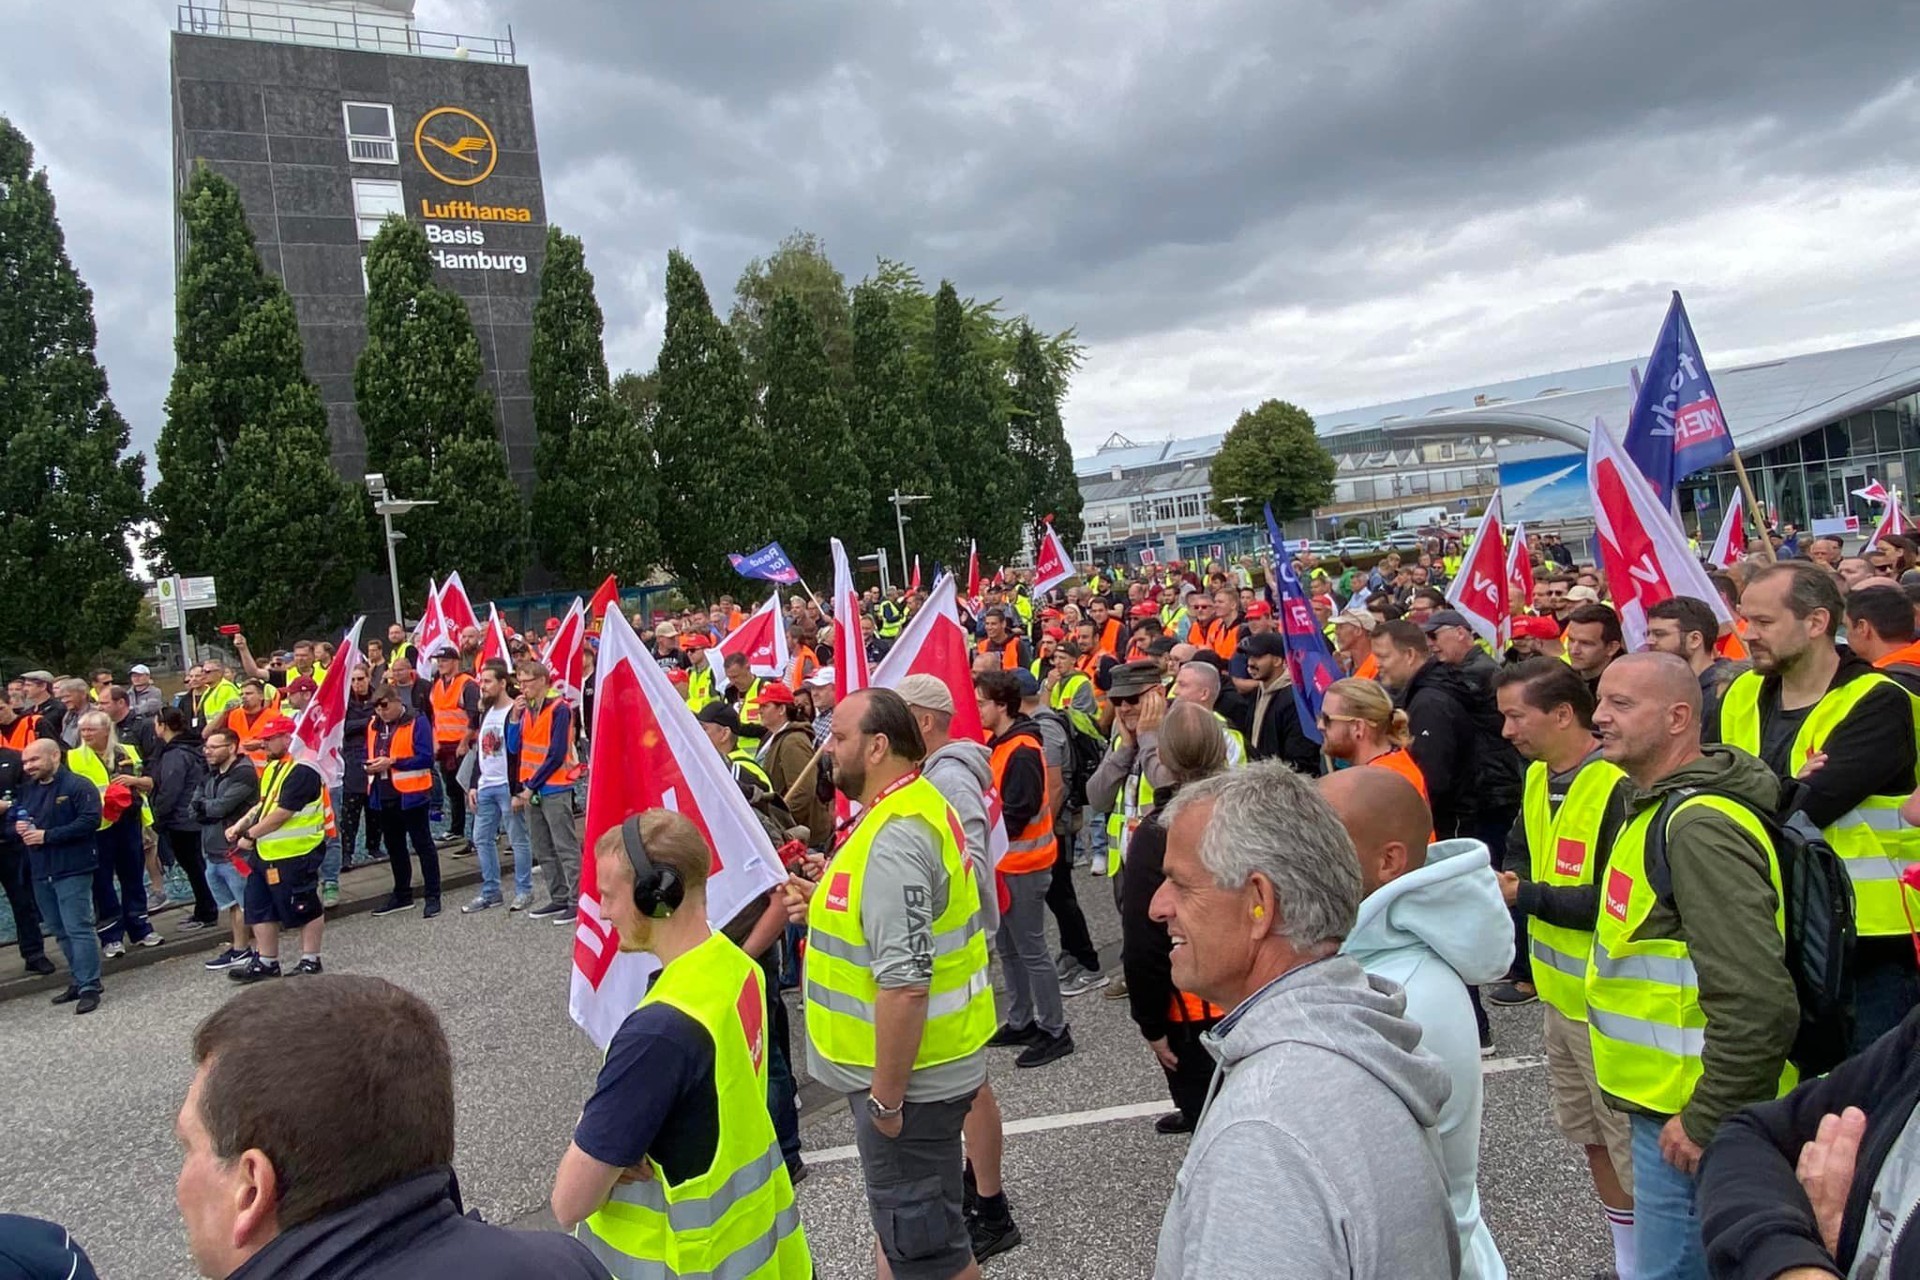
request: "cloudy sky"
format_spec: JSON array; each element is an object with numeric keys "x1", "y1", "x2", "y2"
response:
[{"x1": 9, "y1": 1, "x2": 1920, "y2": 469}]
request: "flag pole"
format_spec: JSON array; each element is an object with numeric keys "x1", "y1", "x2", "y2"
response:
[
  {"x1": 1727, "y1": 452, "x2": 1776, "y2": 565},
  {"x1": 782, "y1": 740, "x2": 831, "y2": 808}
]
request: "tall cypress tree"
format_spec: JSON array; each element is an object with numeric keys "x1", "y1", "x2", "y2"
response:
[
  {"x1": 529, "y1": 227, "x2": 610, "y2": 583},
  {"x1": 847, "y1": 281, "x2": 942, "y2": 560},
  {"x1": 150, "y1": 165, "x2": 369, "y2": 639},
  {"x1": 576, "y1": 373, "x2": 660, "y2": 582},
  {"x1": 356, "y1": 217, "x2": 524, "y2": 601},
  {"x1": 0, "y1": 117, "x2": 146, "y2": 670},
  {"x1": 926, "y1": 281, "x2": 1017, "y2": 563},
  {"x1": 1007, "y1": 321, "x2": 1083, "y2": 547},
  {"x1": 763, "y1": 290, "x2": 865, "y2": 580},
  {"x1": 652, "y1": 250, "x2": 766, "y2": 599}
]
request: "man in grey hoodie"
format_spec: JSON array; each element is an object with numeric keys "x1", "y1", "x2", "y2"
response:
[
  {"x1": 1323, "y1": 766, "x2": 1512, "y2": 1280},
  {"x1": 1151, "y1": 759, "x2": 1459, "y2": 1280}
]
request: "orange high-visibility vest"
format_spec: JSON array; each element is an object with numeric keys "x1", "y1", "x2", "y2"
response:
[
  {"x1": 976, "y1": 637, "x2": 1023, "y2": 671},
  {"x1": 1205, "y1": 618, "x2": 1240, "y2": 661},
  {"x1": 365, "y1": 717, "x2": 433, "y2": 794},
  {"x1": 787, "y1": 645, "x2": 819, "y2": 691},
  {"x1": 429, "y1": 673, "x2": 476, "y2": 745},
  {"x1": 0, "y1": 714, "x2": 37, "y2": 752},
  {"x1": 1170, "y1": 990, "x2": 1225, "y2": 1022},
  {"x1": 228, "y1": 704, "x2": 276, "y2": 767},
  {"x1": 1092, "y1": 619, "x2": 1123, "y2": 659},
  {"x1": 988, "y1": 729, "x2": 1057, "y2": 876},
  {"x1": 518, "y1": 696, "x2": 580, "y2": 789}
]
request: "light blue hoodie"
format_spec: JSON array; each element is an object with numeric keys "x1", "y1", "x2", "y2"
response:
[{"x1": 1343, "y1": 837, "x2": 1515, "y2": 1280}]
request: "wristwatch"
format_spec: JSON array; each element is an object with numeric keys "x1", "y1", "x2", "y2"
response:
[{"x1": 866, "y1": 1094, "x2": 904, "y2": 1122}]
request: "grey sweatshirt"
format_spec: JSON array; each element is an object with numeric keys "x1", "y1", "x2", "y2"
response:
[{"x1": 1155, "y1": 955, "x2": 1460, "y2": 1280}]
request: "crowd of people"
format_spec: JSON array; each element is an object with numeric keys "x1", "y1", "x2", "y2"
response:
[{"x1": 14, "y1": 527, "x2": 1920, "y2": 1278}]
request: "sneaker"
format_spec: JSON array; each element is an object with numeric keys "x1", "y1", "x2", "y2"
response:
[
  {"x1": 145, "y1": 888, "x2": 168, "y2": 913},
  {"x1": 1485, "y1": 981, "x2": 1537, "y2": 1007},
  {"x1": 50, "y1": 987, "x2": 80, "y2": 1005},
  {"x1": 1154, "y1": 1111, "x2": 1195, "y2": 1135},
  {"x1": 204, "y1": 947, "x2": 253, "y2": 971},
  {"x1": 371, "y1": 897, "x2": 417, "y2": 918},
  {"x1": 448, "y1": 843, "x2": 475, "y2": 858},
  {"x1": 528, "y1": 902, "x2": 569, "y2": 920},
  {"x1": 229, "y1": 956, "x2": 281, "y2": 984},
  {"x1": 423, "y1": 898, "x2": 442, "y2": 920},
  {"x1": 320, "y1": 884, "x2": 340, "y2": 908},
  {"x1": 551, "y1": 909, "x2": 578, "y2": 926},
  {"x1": 178, "y1": 918, "x2": 215, "y2": 933},
  {"x1": 294, "y1": 957, "x2": 323, "y2": 976},
  {"x1": 987, "y1": 1022, "x2": 1045, "y2": 1049},
  {"x1": 1055, "y1": 955, "x2": 1082, "y2": 981},
  {"x1": 509, "y1": 892, "x2": 532, "y2": 912},
  {"x1": 1103, "y1": 975, "x2": 1130, "y2": 1000},
  {"x1": 461, "y1": 894, "x2": 502, "y2": 914},
  {"x1": 1061, "y1": 967, "x2": 1111, "y2": 997},
  {"x1": 785, "y1": 1158, "x2": 809, "y2": 1187},
  {"x1": 1015, "y1": 1028, "x2": 1076, "y2": 1068},
  {"x1": 1479, "y1": 1029, "x2": 1496, "y2": 1059},
  {"x1": 75, "y1": 992, "x2": 100, "y2": 1015},
  {"x1": 433, "y1": 833, "x2": 462, "y2": 847},
  {"x1": 101, "y1": 940, "x2": 126, "y2": 960},
  {"x1": 968, "y1": 1211, "x2": 1023, "y2": 1262},
  {"x1": 1092, "y1": 853, "x2": 1109, "y2": 876},
  {"x1": 137, "y1": 933, "x2": 165, "y2": 949}
]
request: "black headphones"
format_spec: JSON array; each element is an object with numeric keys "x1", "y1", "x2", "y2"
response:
[{"x1": 621, "y1": 813, "x2": 684, "y2": 920}]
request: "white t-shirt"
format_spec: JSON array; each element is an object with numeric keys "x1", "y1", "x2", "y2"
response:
[{"x1": 476, "y1": 703, "x2": 512, "y2": 790}]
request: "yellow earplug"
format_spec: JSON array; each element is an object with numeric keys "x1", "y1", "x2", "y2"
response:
[{"x1": 1252, "y1": 904, "x2": 1265, "y2": 920}]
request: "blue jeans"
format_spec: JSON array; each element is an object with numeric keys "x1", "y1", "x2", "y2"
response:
[
  {"x1": 1630, "y1": 1113, "x2": 1707, "y2": 1280},
  {"x1": 35, "y1": 872, "x2": 101, "y2": 993},
  {"x1": 321, "y1": 785, "x2": 344, "y2": 886},
  {"x1": 471, "y1": 786, "x2": 533, "y2": 900}
]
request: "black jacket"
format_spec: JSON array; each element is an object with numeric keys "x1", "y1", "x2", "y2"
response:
[
  {"x1": 1397, "y1": 659, "x2": 1484, "y2": 838},
  {"x1": 1245, "y1": 681, "x2": 1322, "y2": 776},
  {"x1": 149, "y1": 729, "x2": 208, "y2": 833},
  {"x1": 225, "y1": 1167, "x2": 604, "y2": 1280},
  {"x1": 1446, "y1": 650, "x2": 1524, "y2": 812},
  {"x1": 188, "y1": 757, "x2": 259, "y2": 861},
  {"x1": 0, "y1": 747, "x2": 21, "y2": 854},
  {"x1": 1701, "y1": 1007, "x2": 1920, "y2": 1280},
  {"x1": 1119, "y1": 786, "x2": 1211, "y2": 1043}
]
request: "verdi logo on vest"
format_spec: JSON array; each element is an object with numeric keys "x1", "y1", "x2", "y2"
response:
[
  {"x1": 1605, "y1": 867, "x2": 1632, "y2": 922},
  {"x1": 736, "y1": 975, "x2": 766, "y2": 1073},
  {"x1": 824, "y1": 872, "x2": 851, "y2": 913},
  {"x1": 1555, "y1": 837, "x2": 1589, "y2": 879}
]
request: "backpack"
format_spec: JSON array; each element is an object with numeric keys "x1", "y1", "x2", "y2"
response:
[
  {"x1": 1643, "y1": 784, "x2": 1856, "y2": 1076},
  {"x1": 1040, "y1": 709, "x2": 1104, "y2": 811}
]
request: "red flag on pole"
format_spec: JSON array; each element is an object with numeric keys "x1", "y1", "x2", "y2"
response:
[
  {"x1": 909, "y1": 556, "x2": 921, "y2": 595},
  {"x1": 1506, "y1": 520, "x2": 1535, "y2": 614},
  {"x1": 586, "y1": 574, "x2": 621, "y2": 635},
  {"x1": 1866, "y1": 494, "x2": 1913, "y2": 552},
  {"x1": 1588, "y1": 416, "x2": 1731, "y2": 650},
  {"x1": 1033, "y1": 520, "x2": 1075, "y2": 597},
  {"x1": 291, "y1": 617, "x2": 364, "y2": 787},
  {"x1": 716, "y1": 591, "x2": 788, "y2": 680},
  {"x1": 833, "y1": 538, "x2": 869, "y2": 703},
  {"x1": 438, "y1": 572, "x2": 479, "y2": 640},
  {"x1": 872, "y1": 572, "x2": 986, "y2": 743},
  {"x1": 965, "y1": 539, "x2": 980, "y2": 604},
  {"x1": 476, "y1": 603, "x2": 510, "y2": 669},
  {"x1": 543, "y1": 597, "x2": 587, "y2": 707},
  {"x1": 410, "y1": 578, "x2": 450, "y2": 656},
  {"x1": 568, "y1": 608, "x2": 786, "y2": 1049},
  {"x1": 1708, "y1": 490, "x2": 1748, "y2": 569},
  {"x1": 1444, "y1": 492, "x2": 1511, "y2": 648}
]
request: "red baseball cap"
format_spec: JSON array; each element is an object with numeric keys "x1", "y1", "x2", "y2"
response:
[
  {"x1": 1043, "y1": 625, "x2": 1065, "y2": 640},
  {"x1": 1245, "y1": 600, "x2": 1273, "y2": 619},
  {"x1": 1129, "y1": 602, "x2": 1158, "y2": 618},
  {"x1": 258, "y1": 714, "x2": 297, "y2": 737},
  {"x1": 759, "y1": 681, "x2": 796, "y2": 706},
  {"x1": 682, "y1": 632, "x2": 711, "y2": 650},
  {"x1": 544, "y1": 617, "x2": 561, "y2": 633},
  {"x1": 1517, "y1": 615, "x2": 1562, "y2": 640}
]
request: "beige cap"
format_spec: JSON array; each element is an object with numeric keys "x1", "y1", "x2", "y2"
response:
[
  {"x1": 1567, "y1": 585, "x2": 1601, "y2": 604},
  {"x1": 894, "y1": 673, "x2": 955, "y2": 715},
  {"x1": 1332, "y1": 609, "x2": 1377, "y2": 633}
]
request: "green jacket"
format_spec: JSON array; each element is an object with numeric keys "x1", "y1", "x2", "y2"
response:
[{"x1": 1609, "y1": 745, "x2": 1799, "y2": 1144}]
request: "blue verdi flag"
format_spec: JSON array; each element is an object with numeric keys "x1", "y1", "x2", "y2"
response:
[
  {"x1": 726, "y1": 541, "x2": 801, "y2": 585},
  {"x1": 1264, "y1": 504, "x2": 1341, "y2": 746},
  {"x1": 1623, "y1": 291, "x2": 1734, "y2": 506}
]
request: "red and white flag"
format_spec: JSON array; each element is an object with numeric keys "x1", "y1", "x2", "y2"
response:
[
  {"x1": 965, "y1": 539, "x2": 980, "y2": 604},
  {"x1": 833, "y1": 538, "x2": 870, "y2": 704},
  {"x1": 292, "y1": 617, "x2": 364, "y2": 788},
  {"x1": 409, "y1": 578, "x2": 453, "y2": 658},
  {"x1": 1507, "y1": 520, "x2": 1536, "y2": 613},
  {"x1": 1854, "y1": 479, "x2": 1892, "y2": 506},
  {"x1": 1707, "y1": 490, "x2": 1748, "y2": 569},
  {"x1": 1444, "y1": 492, "x2": 1511, "y2": 648},
  {"x1": 1588, "y1": 416, "x2": 1731, "y2": 651},
  {"x1": 543, "y1": 597, "x2": 587, "y2": 707},
  {"x1": 476, "y1": 603, "x2": 510, "y2": 669},
  {"x1": 568, "y1": 608, "x2": 786, "y2": 1049},
  {"x1": 872, "y1": 572, "x2": 986, "y2": 743},
  {"x1": 1866, "y1": 495, "x2": 1913, "y2": 552},
  {"x1": 909, "y1": 556, "x2": 922, "y2": 595},
  {"x1": 438, "y1": 572, "x2": 480, "y2": 641},
  {"x1": 1139, "y1": 546, "x2": 1159, "y2": 567},
  {"x1": 1033, "y1": 520, "x2": 1076, "y2": 596},
  {"x1": 713, "y1": 591, "x2": 788, "y2": 682},
  {"x1": 586, "y1": 574, "x2": 621, "y2": 635}
]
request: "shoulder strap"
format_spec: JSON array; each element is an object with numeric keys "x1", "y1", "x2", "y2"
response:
[{"x1": 1644, "y1": 784, "x2": 1779, "y2": 904}]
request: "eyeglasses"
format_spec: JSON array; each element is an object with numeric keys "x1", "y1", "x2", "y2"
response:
[{"x1": 1315, "y1": 713, "x2": 1362, "y2": 731}]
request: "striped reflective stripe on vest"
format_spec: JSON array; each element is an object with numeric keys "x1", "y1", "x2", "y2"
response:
[
  {"x1": 805, "y1": 915, "x2": 984, "y2": 967},
  {"x1": 1587, "y1": 1005, "x2": 1705, "y2": 1058},
  {"x1": 579, "y1": 1201, "x2": 805, "y2": 1280},
  {"x1": 1528, "y1": 937, "x2": 1587, "y2": 979},
  {"x1": 1589, "y1": 949, "x2": 1699, "y2": 988},
  {"x1": 597, "y1": 1144, "x2": 783, "y2": 1234},
  {"x1": 805, "y1": 966, "x2": 991, "y2": 1023}
]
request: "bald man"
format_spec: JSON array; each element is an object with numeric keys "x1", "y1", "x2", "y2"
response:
[
  {"x1": 1586, "y1": 652, "x2": 1798, "y2": 1279},
  {"x1": 1322, "y1": 768, "x2": 1510, "y2": 1280}
]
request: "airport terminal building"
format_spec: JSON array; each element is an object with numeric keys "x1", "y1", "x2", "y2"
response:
[
  {"x1": 1075, "y1": 333, "x2": 1920, "y2": 562},
  {"x1": 169, "y1": 0, "x2": 548, "y2": 488}
]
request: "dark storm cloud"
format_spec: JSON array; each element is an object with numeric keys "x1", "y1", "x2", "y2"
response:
[{"x1": 4, "y1": 0, "x2": 1917, "y2": 459}]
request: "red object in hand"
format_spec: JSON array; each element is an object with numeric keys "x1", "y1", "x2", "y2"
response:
[
  {"x1": 218, "y1": 624, "x2": 243, "y2": 636},
  {"x1": 776, "y1": 840, "x2": 810, "y2": 875}
]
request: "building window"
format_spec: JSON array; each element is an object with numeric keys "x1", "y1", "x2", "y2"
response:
[
  {"x1": 352, "y1": 178, "x2": 405, "y2": 240},
  {"x1": 1153, "y1": 497, "x2": 1176, "y2": 522},
  {"x1": 1176, "y1": 494, "x2": 1202, "y2": 519},
  {"x1": 343, "y1": 102, "x2": 398, "y2": 164}
]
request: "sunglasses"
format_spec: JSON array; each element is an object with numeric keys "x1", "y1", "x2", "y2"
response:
[
  {"x1": 1111, "y1": 693, "x2": 1145, "y2": 707},
  {"x1": 1316, "y1": 713, "x2": 1362, "y2": 731},
  {"x1": 373, "y1": 699, "x2": 392, "y2": 710}
]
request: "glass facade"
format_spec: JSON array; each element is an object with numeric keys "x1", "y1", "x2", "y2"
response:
[{"x1": 1678, "y1": 392, "x2": 1920, "y2": 536}]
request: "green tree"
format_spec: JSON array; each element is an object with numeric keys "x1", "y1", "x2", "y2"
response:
[
  {"x1": 356, "y1": 217, "x2": 524, "y2": 603},
  {"x1": 529, "y1": 227, "x2": 613, "y2": 583},
  {"x1": 0, "y1": 117, "x2": 146, "y2": 670},
  {"x1": 847, "y1": 281, "x2": 942, "y2": 556},
  {"x1": 149, "y1": 165, "x2": 369, "y2": 639},
  {"x1": 1006, "y1": 321, "x2": 1083, "y2": 547},
  {"x1": 574, "y1": 373, "x2": 660, "y2": 582},
  {"x1": 763, "y1": 291, "x2": 865, "y2": 580},
  {"x1": 652, "y1": 251, "x2": 766, "y2": 599},
  {"x1": 730, "y1": 231, "x2": 852, "y2": 397},
  {"x1": 1207, "y1": 399, "x2": 1336, "y2": 524},
  {"x1": 926, "y1": 281, "x2": 1017, "y2": 563}
]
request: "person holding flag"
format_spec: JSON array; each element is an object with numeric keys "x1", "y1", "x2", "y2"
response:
[{"x1": 550, "y1": 808, "x2": 809, "y2": 1278}]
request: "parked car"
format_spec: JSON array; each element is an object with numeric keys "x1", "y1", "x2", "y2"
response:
[
  {"x1": 1332, "y1": 537, "x2": 1374, "y2": 558},
  {"x1": 1384, "y1": 531, "x2": 1424, "y2": 550},
  {"x1": 1305, "y1": 540, "x2": 1338, "y2": 558}
]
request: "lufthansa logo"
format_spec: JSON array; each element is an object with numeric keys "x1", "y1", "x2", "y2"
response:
[{"x1": 413, "y1": 106, "x2": 498, "y2": 187}]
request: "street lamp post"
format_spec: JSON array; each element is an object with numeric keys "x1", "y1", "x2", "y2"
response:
[
  {"x1": 365, "y1": 473, "x2": 437, "y2": 628},
  {"x1": 889, "y1": 490, "x2": 929, "y2": 582}
]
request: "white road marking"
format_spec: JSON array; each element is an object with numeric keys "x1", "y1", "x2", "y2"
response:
[{"x1": 804, "y1": 1055, "x2": 1545, "y2": 1166}]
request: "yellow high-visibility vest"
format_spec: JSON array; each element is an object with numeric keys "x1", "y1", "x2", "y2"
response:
[{"x1": 1520, "y1": 757, "x2": 1623, "y2": 1020}]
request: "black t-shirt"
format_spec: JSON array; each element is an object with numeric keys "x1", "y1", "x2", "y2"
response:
[
  {"x1": 269, "y1": 761, "x2": 324, "y2": 813},
  {"x1": 1759, "y1": 703, "x2": 1811, "y2": 779},
  {"x1": 572, "y1": 990, "x2": 721, "y2": 1184}
]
